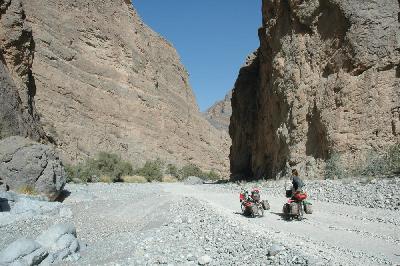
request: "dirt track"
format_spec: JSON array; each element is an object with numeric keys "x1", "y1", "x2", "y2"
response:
[{"x1": 163, "y1": 183, "x2": 400, "y2": 265}]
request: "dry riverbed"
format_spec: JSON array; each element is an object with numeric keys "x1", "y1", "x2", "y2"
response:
[{"x1": 1, "y1": 178, "x2": 399, "y2": 265}]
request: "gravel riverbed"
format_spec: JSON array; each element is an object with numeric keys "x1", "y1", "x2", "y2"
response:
[{"x1": 1, "y1": 179, "x2": 399, "y2": 265}]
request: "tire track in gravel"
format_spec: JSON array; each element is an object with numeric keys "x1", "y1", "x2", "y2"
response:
[{"x1": 162, "y1": 183, "x2": 400, "y2": 265}]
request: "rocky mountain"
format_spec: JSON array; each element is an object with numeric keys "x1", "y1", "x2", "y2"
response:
[
  {"x1": 203, "y1": 90, "x2": 232, "y2": 132},
  {"x1": 15, "y1": 0, "x2": 229, "y2": 173},
  {"x1": 230, "y1": 0, "x2": 400, "y2": 179},
  {"x1": 0, "y1": 0, "x2": 45, "y2": 141}
]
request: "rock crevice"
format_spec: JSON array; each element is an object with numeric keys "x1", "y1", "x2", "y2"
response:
[{"x1": 0, "y1": 0, "x2": 45, "y2": 140}]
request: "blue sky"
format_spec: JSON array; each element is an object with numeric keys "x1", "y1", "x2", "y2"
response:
[{"x1": 133, "y1": 1, "x2": 261, "y2": 111}]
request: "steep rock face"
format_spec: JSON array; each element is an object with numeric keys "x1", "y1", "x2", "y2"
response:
[
  {"x1": 204, "y1": 90, "x2": 232, "y2": 132},
  {"x1": 0, "y1": 0, "x2": 44, "y2": 140},
  {"x1": 21, "y1": 0, "x2": 229, "y2": 172},
  {"x1": 230, "y1": 0, "x2": 400, "y2": 179}
]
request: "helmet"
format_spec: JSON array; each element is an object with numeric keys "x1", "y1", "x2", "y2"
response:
[{"x1": 250, "y1": 188, "x2": 261, "y2": 201}]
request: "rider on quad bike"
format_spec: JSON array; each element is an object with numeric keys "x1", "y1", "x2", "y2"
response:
[
  {"x1": 291, "y1": 169, "x2": 304, "y2": 194},
  {"x1": 240, "y1": 188, "x2": 270, "y2": 217},
  {"x1": 283, "y1": 169, "x2": 313, "y2": 220}
]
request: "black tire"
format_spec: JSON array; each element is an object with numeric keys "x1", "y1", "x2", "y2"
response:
[
  {"x1": 282, "y1": 203, "x2": 289, "y2": 214},
  {"x1": 261, "y1": 200, "x2": 270, "y2": 210},
  {"x1": 297, "y1": 202, "x2": 304, "y2": 221},
  {"x1": 304, "y1": 204, "x2": 313, "y2": 214},
  {"x1": 243, "y1": 206, "x2": 251, "y2": 216},
  {"x1": 282, "y1": 204, "x2": 291, "y2": 220}
]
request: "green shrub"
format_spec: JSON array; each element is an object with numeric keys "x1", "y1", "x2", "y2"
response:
[
  {"x1": 178, "y1": 164, "x2": 220, "y2": 181},
  {"x1": 356, "y1": 150, "x2": 387, "y2": 177},
  {"x1": 205, "y1": 169, "x2": 220, "y2": 180},
  {"x1": 324, "y1": 153, "x2": 347, "y2": 179},
  {"x1": 346, "y1": 143, "x2": 400, "y2": 178},
  {"x1": 387, "y1": 143, "x2": 400, "y2": 175},
  {"x1": 65, "y1": 152, "x2": 133, "y2": 183},
  {"x1": 179, "y1": 163, "x2": 203, "y2": 180},
  {"x1": 135, "y1": 158, "x2": 164, "y2": 182},
  {"x1": 166, "y1": 163, "x2": 179, "y2": 178},
  {"x1": 65, "y1": 163, "x2": 93, "y2": 183}
]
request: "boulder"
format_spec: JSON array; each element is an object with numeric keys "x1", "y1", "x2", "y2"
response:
[
  {"x1": 268, "y1": 244, "x2": 285, "y2": 256},
  {"x1": 0, "y1": 136, "x2": 66, "y2": 201},
  {"x1": 0, "y1": 223, "x2": 80, "y2": 265},
  {"x1": 36, "y1": 223, "x2": 77, "y2": 248},
  {"x1": 0, "y1": 238, "x2": 48, "y2": 265},
  {"x1": 36, "y1": 223, "x2": 80, "y2": 263},
  {"x1": 198, "y1": 255, "x2": 212, "y2": 265}
]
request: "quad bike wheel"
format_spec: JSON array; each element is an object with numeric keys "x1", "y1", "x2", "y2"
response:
[
  {"x1": 261, "y1": 200, "x2": 270, "y2": 210},
  {"x1": 282, "y1": 203, "x2": 290, "y2": 214},
  {"x1": 297, "y1": 202, "x2": 304, "y2": 220},
  {"x1": 282, "y1": 203, "x2": 291, "y2": 220},
  {"x1": 242, "y1": 205, "x2": 252, "y2": 217},
  {"x1": 304, "y1": 203, "x2": 313, "y2": 214},
  {"x1": 251, "y1": 205, "x2": 258, "y2": 218},
  {"x1": 258, "y1": 205, "x2": 264, "y2": 217},
  {"x1": 289, "y1": 202, "x2": 299, "y2": 215}
]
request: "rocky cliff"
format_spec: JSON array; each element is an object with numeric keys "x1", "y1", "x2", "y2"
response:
[
  {"x1": 0, "y1": 0, "x2": 45, "y2": 140},
  {"x1": 204, "y1": 90, "x2": 232, "y2": 132},
  {"x1": 230, "y1": 0, "x2": 400, "y2": 179},
  {"x1": 18, "y1": 0, "x2": 229, "y2": 172}
]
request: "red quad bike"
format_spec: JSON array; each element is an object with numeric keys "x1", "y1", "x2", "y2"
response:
[
  {"x1": 282, "y1": 190, "x2": 313, "y2": 221},
  {"x1": 240, "y1": 188, "x2": 270, "y2": 218}
]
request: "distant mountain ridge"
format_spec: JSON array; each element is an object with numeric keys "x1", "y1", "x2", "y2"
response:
[{"x1": 203, "y1": 90, "x2": 232, "y2": 132}]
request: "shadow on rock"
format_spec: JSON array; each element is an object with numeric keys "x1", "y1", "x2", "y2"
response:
[
  {"x1": 0, "y1": 197, "x2": 10, "y2": 212},
  {"x1": 56, "y1": 190, "x2": 71, "y2": 203}
]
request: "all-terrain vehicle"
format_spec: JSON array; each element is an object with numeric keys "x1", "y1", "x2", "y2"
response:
[
  {"x1": 282, "y1": 189, "x2": 313, "y2": 220},
  {"x1": 240, "y1": 188, "x2": 270, "y2": 218}
]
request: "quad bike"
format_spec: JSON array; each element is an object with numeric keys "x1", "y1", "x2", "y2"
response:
[
  {"x1": 240, "y1": 188, "x2": 270, "y2": 218},
  {"x1": 282, "y1": 189, "x2": 313, "y2": 220}
]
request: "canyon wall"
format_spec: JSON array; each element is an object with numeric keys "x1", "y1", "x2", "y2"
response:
[
  {"x1": 17, "y1": 0, "x2": 229, "y2": 172},
  {"x1": 230, "y1": 0, "x2": 400, "y2": 179}
]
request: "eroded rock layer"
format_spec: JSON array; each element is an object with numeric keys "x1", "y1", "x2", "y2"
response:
[
  {"x1": 230, "y1": 0, "x2": 400, "y2": 179},
  {"x1": 21, "y1": 0, "x2": 229, "y2": 172}
]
